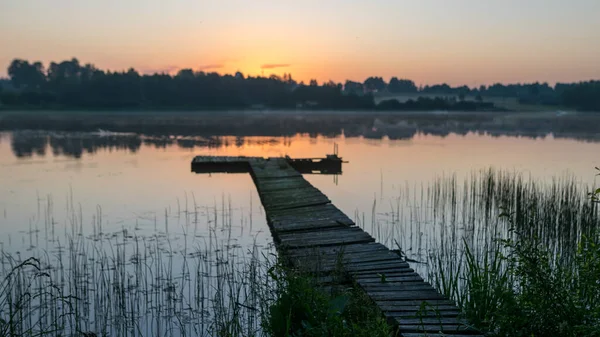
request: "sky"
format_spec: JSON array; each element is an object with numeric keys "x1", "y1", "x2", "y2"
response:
[{"x1": 1, "y1": 0, "x2": 599, "y2": 86}]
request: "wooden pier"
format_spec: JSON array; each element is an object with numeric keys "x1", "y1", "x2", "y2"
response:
[{"x1": 192, "y1": 155, "x2": 482, "y2": 336}]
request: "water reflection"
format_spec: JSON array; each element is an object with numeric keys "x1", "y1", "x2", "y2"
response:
[
  {"x1": 8, "y1": 117, "x2": 600, "y2": 160},
  {"x1": 9, "y1": 131, "x2": 295, "y2": 158}
]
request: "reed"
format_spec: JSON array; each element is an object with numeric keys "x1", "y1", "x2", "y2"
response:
[
  {"x1": 0, "y1": 193, "x2": 276, "y2": 337},
  {"x1": 419, "y1": 169, "x2": 600, "y2": 336}
]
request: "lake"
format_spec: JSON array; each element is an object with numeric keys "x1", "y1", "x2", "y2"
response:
[{"x1": 0, "y1": 126, "x2": 598, "y2": 336}]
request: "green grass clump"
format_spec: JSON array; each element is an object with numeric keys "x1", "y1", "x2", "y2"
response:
[
  {"x1": 427, "y1": 170, "x2": 600, "y2": 336},
  {"x1": 262, "y1": 264, "x2": 392, "y2": 337},
  {"x1": 432, "y1": 231, "x2": 600, "y2": 337}
]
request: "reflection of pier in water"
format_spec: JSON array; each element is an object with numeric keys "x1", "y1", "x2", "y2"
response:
[
  {"x1": 191, "y1": 155, "x2": 344, "y2": 175},
  {"x1": 191, "y1": 154, "x2": 482, "y2": 336}
]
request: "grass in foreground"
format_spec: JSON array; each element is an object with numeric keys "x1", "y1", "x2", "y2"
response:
[
  {"x1": 262, "y1": 263, "x2": 392, "y2": 337},
  {"x1": 429, "y1": 184, "x2": 600, "y2": 337}
]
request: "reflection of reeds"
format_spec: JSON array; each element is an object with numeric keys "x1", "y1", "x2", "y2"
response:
[{"x1": 0, "y1": 194, "x2": 275, "y2": 337}]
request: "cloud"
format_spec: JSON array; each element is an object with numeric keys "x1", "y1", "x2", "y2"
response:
[
  {"x1": 196, "y1": 64, "x2": 224, "y2": 71},
  {"x1": 260, "y1": 63, "x2": 291, "y2": 70}
]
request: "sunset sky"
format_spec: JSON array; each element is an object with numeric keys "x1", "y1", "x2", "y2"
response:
[{"x1": 1, "y1": 0, "x2": 599, "y2": 86}]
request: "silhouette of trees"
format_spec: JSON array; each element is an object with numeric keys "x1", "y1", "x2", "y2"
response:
[
  {"x1": 363, "y1": 77, "x2": 386, "y2": 92},
  {"x1": 1, "y1": 57, "x2": 598, "y2": 112},
  {"x1": 343, "y1": 81, "x2": 364, "y2": 95},
  {"x1": 387, "y1": 78, "x2": 417, "y2": 93},
  {"x1": 8, "y1": 59, "x2": 46, "y2": 90},
  {"x1": 561, "y1": 81, "x2": 600, "y2": 111}
]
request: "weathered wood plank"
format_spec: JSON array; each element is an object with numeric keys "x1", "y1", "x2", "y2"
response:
[
  {"x1": 354, "y1": 275, "x2": 425, "y2": 283},
  {"x1": 263, "y1": 197, "x2": 331, "y2": 211},
  {"x1": 374, "y1": 299, "x2": 456, "y2": 308},
  {"x1": 293, "y1": 250, "x2": 403, "y2": 268},
  {"x1": 394, "y1": 317, "x2": 466, "y2": 325},
  {"x1": 360, "y1": 283, "x2": 434, "y2": 292},
  {"x1": 255, "y1": 178, "x2": 312, "y2": 192},
  {"x1": 286, "y1": 242, "x2": 388, "y2": 257},
  {"x1": 279, "y1": 234, "x2": 375, "y2": 249},
  {"x1": 397, "y1": 324, "x2": 478, "y2": 333},
  {"x1": 267, "y1": 203, "x2": 342, "y2": 215},
  {"x1": 267, "y1": 204, "x2": 350, "y2": 220},
  {"x1": 384, "y1": 309, "x2": 461, "y2": 316},
  {"x1": 367, "y1": 290, "x2": 447, "y2": 301},
  {"x1": 271, "y1": 218, "x2": 351, "y2": 232}
]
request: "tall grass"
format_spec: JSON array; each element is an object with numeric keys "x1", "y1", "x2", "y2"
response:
[
  {"x1": 421, "y1": 169, "x2": 600, "y2": 336},
  {"x1": 354, "y1": 168, "x2": 599, "y2": 335},
  {"x1": 0, "y1": 193, "x2": 276, "y2": 337},
  {"x1": 262, "y1": 262, "x2": 392, "y2": 337}
]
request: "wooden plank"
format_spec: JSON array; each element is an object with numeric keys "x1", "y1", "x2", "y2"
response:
[
  {"x1": 253, "y1": 171, "x2": 302, "y2": 180},
  {"x1": 353, "y1": 267, "x2": 417, "y2": 275},
  {"x1": 260, "y1": 187, "x2": 329, "y2": 203},
  {"x1": 354, "y1": 275, "x2": 425, "y2": 283},
  {"x1": 267, "y1": 203, "x2": 339, "y2": 214},
  {"x1": 293, "y1": 250, "x2": 402, "y2": 267},
  {"x1": 278, "y1": 233, "x2": 375, "y2": 249},
  {"x1": 267, "y1": 203, "x2": 346, "y2": 217},
  {"x1": 278, "y1": 226, "x2": 364, "y2": 238},
  {"x1": 263, "y1": 197, "x2": 331, "y2": 211},
  {"x1": 374, "y1": 299, "x2": 456, "y2": 308},
  {"x1": 255, "y1": 178, "x2": 312, "y2": 192},
  {"x1": 366, "y1": 290, "x2": 447, "y2": 301},
  {"x1": 385, "y1": 309, "x2": 461, "y2": 317},
  {"x1": 359, "y1": 283, "x2": 434, "y2": 292},
  {"x1": 260, "y1": 186, "x2": 327, "y2": 200},
  {"x1": 395, "y1": 317, "x2": 466, "y2": 325},
  {"x1": 397, "y1": 324, "x2": 478, "y2": 334},
  {"x1": 278, "y1": 228, "x2": 367, "y2": 244},
  {"x1": 286, "y1": 242, "x2": 388, "y2": 257},
  {"x1": 300, "y1": 260, "x2": 412, "y2": 274},
  {"x1": 270, "y1": 212, "x2": 353, "y2": 225},
  {"x1": 262, "y1": 194, "x2": 330, "y2": 206},
  {"x1": 271, "y1": 218, "x2": 351, "y2": 232}
]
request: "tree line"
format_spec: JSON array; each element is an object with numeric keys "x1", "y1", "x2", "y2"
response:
[{"x1": 0, "y1": 58, "x2": 598, "y2": 111}]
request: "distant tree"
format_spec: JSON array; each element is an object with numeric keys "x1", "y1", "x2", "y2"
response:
[
  {"x1": 8, "y1": 59, "x2": 46, "y2": 89},
  {"x1": 47, "y1": 58, "x2": 81, "y2": 85},
  {"x1": 458, "y1": 93, "x2": 465, "y2": 101},
  {"x1": 344, "y1": 81, "x2": 364, "y2": 95},
  {"x1": 388, "y1": 77, "x2": 417, "y2": 93},
  {"x1": 323, "y1": 80, "x2": 338, "y2": 88},
  {"x1": 421, "y1": 83, "x2": 453, "y2": 95},
  {"x1": 9, "y1": 56, "x2": 598, "y2": 112},
  {"x1": 561, "y1": 81, "x2": 600, "y2": 111},
  {"x1": 363, "y1": 77, "x2": 386, "y2": 92},
  {"x1": 176, "y1": 69, "x2": 195, "y2": 79}
]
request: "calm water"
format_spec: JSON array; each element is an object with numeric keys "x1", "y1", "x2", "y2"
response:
[
  {"x1": 1, "y1": 130, "x2": 599, "y2": 252},
  {"x1": 0, "y1": 130, "x2": 598, "y2": 335}
]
